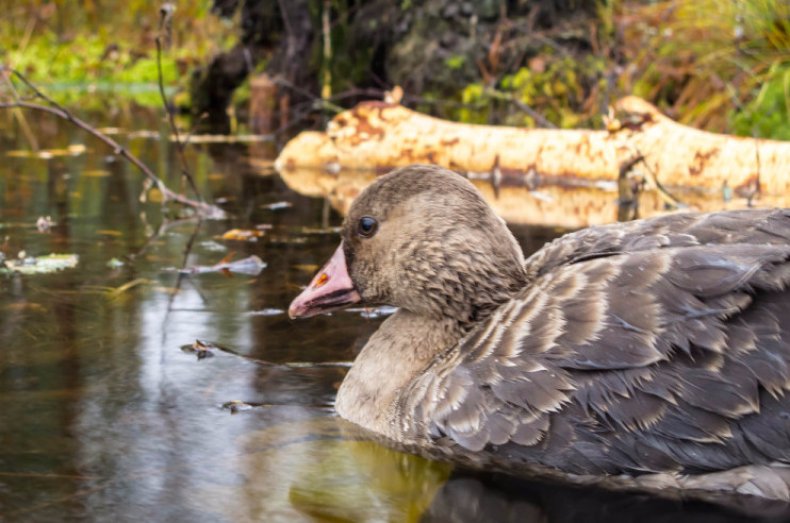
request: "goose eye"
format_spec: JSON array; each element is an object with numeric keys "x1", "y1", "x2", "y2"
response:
[{"x1": 357, "y1": 216, "x2": 378, "y2": 238}]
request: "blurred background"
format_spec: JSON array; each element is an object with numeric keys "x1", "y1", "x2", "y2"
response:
[{"x1": 2, "y1": 0, "x2": 789, "y2": 137}]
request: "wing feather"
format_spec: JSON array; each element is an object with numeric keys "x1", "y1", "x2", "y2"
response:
[{"x1": 398, "y1": 210, "x2": 790, "y2": 476}]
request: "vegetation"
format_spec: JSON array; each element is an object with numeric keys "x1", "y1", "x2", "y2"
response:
[
  {"x1": 1, "y1": 1, "x2": 789, "y2": 138},
  {"x1": 433, "y1": 0, "x2": 790, "y2": 137},
  {"x1": 0, "y1": 1, "x2": 237, "y2": 106}
]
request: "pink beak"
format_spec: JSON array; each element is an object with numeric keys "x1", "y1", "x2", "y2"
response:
[{"x1": 289, "y1": 242, "x2": 362, "y2": 319}]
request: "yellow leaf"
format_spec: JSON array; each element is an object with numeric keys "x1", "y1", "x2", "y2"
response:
[
  {"x1": 221, "y1": 228, "x2": 265, "y2": 242},
  {"x1": 148, "y1": 188, "x2": 163, "y2": 203},
  {"x1": 82, "y1": 169, "x2": 110, "y2": 177},
  {"x1": 96, "y1": 230, "x2": 123, "y2": 237}
]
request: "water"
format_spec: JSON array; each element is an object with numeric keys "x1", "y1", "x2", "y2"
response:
[{"x1": 0, "y1": 108, "x2": 785, "y2": 522}]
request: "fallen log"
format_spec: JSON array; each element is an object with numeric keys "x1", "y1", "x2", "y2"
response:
[{"x1": 274, "y1": 97, "x2": 790, "y2": 228}]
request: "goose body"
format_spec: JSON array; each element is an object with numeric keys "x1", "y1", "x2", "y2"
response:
[{"x1": 289, "y1": 165, "x2": 790, "y2": 500}]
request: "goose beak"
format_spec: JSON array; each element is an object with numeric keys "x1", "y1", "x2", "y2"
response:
[{"x1": 289, "y1": 242, "x2": 361, "y2": 319}]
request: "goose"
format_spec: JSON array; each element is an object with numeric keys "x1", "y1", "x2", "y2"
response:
[{"x1": 289, "y1": 164, "x2": 790, "y2": 500}]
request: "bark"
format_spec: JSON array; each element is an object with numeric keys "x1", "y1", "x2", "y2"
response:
[{"x1": 274, "y1": 97, "x2": 790, "y2": 228}]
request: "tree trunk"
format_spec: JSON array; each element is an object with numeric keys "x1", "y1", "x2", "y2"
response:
[{"x1": 274, "y1": 97, "x2": 790, "y2": 228}]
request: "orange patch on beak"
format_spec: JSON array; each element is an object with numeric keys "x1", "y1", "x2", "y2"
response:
[{"x1": 288, "y1": 241, "x2": 362, "y2": 319}]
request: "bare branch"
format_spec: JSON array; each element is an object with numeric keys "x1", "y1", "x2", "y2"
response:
[
  {"x1": 0, "y1": 68, "x2": 226, "y2": 219},
  {"x1": 155, "y1": 3, "x2": 202, "y2": 202}
]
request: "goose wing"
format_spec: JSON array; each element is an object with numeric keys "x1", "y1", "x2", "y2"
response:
[
  {"x1": 524, "y1": 209, "x2": 790, "y2": 279},
  {"x1": 400, "y1": 236, "x2": 790, "y2": 477}
]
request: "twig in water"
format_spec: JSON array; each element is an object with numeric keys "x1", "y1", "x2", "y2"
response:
[
  {"x1": 626, "y1": 145, "x2": 685, "y2": 210},
  {"x1": 0, "y1": 67, "x2": 225, "y2": 219},
  {"x1": 161, "y1": 218, "x2": 206, "y2": 346},
  {"x1": 0, "y1": 69, "x2": 39, "y2": 150},
  {"x1": 155, "y1": 2, "x2": 202, "y2": 202},
  {"x1": 617, "y1": 153, "x2": 644, "y2": 221}
]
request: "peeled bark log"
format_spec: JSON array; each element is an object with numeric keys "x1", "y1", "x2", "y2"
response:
[{"x1": 274, "y1": 96, "x2": 790, "y2": 228}]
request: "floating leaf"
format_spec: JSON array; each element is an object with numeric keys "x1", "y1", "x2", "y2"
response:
[
  {"x1": 4, "y1": 302, "x2": 47, "y2": 313},
  {"x1": 6, "y1": 150, "x2": 38, "y2": 158},
  {"x1": 261, "y1": 201, "x2": 293, "y2": 210},
  {"x1": 198, "y1": 240, "x2": 228, "y2": 253},
  {"x1": 82, "y1": 169, "x2": 111, "y2": 177},
  {"x1": 181, "y1": 255, "x2": 267, "y2": 276},
  {"x1": 2, "y1": 253, "x2": 79, "y2": 275},
  {"x1": 67, "y1": 144, "x2": 87, "y2": 155},
  {"x1": 293, "y1": 263, "x2": 320, "y2": 273},
  {"x1": 181, "y1": 339, "x2": 216, "y2": 360},
  {"x1": 97, "y1": 229, "x2": 123, "y2": 237},
  {"x1": 5, "y1": 145, "x2": 87, "y2": 159},
  {"x1": 222, "y1": 400, "x2": 255, "y2": 413},
  {"x1": 221, "y1": 228, "x2": 265, "y2": 242},
  {"x1": 248, "y1": 308, "x2": 284, "y2": 316},
  {"x1": 107, "y1": 258, "x2": 125, "y2": 269}
]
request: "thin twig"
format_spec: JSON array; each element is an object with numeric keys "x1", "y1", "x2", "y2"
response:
[
  {"x1": 0, "y1": 69, "x2": 39, "y2": 149},
  {"x1": 273, "y1": 76, "x2": 344, "y2": 113},
  {"x1": 483, "y1": 87, "x2": 557, "y2": 128},
  {"x1": 628, "y1": 145, "x2": 685, "y2": 209},
  {"x1": 161, "y1": 219, "x2": 205, "y2": 346},
  {"x1": 125, "y1": 215, "x2": 200, "y2": 262},
  {"x1": 0, "y1": 68, "x2": 225, "y2": 218},
  {"x1": 155, "y1": 3, "x2": 202, "y2": 202}
]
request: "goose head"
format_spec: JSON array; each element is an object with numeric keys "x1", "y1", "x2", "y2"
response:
[{"x1": 289, "y1": 165, "x2": 527, "y2": 329}]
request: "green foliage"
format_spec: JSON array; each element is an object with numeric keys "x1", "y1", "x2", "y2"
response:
[
  {"x1": 619, "y1": 0, "x2": 790, "y2": 134},
  {"x1": 448, "y1": 53, "x2": 607, "y2": 128},
  {"x1": 500, "y1": 55, "x2": 604, "y2": 128},
  {"x1": 731, "y1": 62, "x2": 790, "y2": 140},
  {"x1": 441, "y1": 0, "x2": 790, "y2": 135},
  {"x1": 5, "y1": 33, "x2": 179, "y2": 107},
  {"x1": 456, "y1": 83, "x2": 486, "y2": 123},
  {"x1": 444, "y1": 55, "x2": 466, "y2": 71},
  {"x1": 0, "y1": 0, "x2": 236, "y2": 107}
]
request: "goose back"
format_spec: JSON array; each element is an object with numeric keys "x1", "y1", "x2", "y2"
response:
[{"x1": 396, "y1": 209, "x2": 790, "y2": 481}]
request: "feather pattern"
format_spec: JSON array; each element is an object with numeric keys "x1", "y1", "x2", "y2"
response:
[{"x1": 395, "y1": 209, "x2": 790, "y2": 477}]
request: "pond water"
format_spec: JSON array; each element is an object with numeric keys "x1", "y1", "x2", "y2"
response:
[{"x1": 0, "y1": 108, "x2": 786, "y2": 523}]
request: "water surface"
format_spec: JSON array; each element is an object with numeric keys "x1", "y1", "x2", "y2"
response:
[{"x1": 0, "y1": 108, "x2": 786, "y2": 522}]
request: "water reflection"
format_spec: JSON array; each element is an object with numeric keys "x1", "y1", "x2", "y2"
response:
[
  {"x1": 277, "y1": 166, "x2": 790, "y2": 229},
  {"x1": 0, "y1": 109, "x2": 787, "y2": 522}
]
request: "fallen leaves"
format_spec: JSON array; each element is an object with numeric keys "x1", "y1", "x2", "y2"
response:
[
  {"x1": 221, "y1": 229, "x2": 265, "y2": 242},
  {"x1": 180, "y1": 255, "x2": 267, "y2": 276},
  {"x1": 5, "y1": 144, "x2": 87, "y2": 159},
  {"x1": 1, "y1": 253, "x2": 79, "y2": 275},
  {"x1": 181, "y1": 339, "x2": 216, "y2": 360}
]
